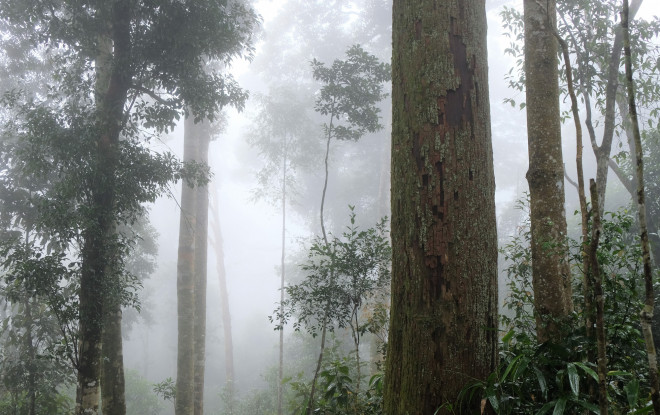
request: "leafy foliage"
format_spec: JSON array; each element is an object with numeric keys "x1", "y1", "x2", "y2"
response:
[
  {"x1": 312, "y1": 45, "x2": 390, "y2": 142},
  {"x1": 272, "y1": 208, "x2": 390, "y2": 337},
  {"x1": 286, "y1": 353, "x2": 385, "y2": 415},
  {"x1": 124, "y1": 370, "x2": 164, "y2": 415},
  {"x1": 471, "y1": 208, "x2": 653, "y2": 413}
]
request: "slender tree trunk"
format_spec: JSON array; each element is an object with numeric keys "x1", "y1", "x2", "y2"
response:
[
  {"x1": 308, "y1": 325, "x2": 327, "y2": 414},
  {"x1": 307, "y1": 121, "x2": 335, "y2": 414},
  {"x1": 101, "y1": 301, "x2": 126, "y2": 415},
  {"x1": 76, "y1": 3, "x2": 131, "y2": 413},
  {"x1": 523, "y1": 0, "x2": 573, "y2": 342},
  {"x1": 278, "y1": 134, "x2": 288, "y2": 415},
  {"x1": 591, "y1": 0, "x2": 643, "y2": 214},
  {"x1": 193, "y1": 122, "x2": 210, "y2": 415},
  {"x1": 622, "y1": 2, "x2": 660, "y2": 411},
  {"x1": 176, "y1": 115, "x2": 199, "y2": 415},
  {"x1": 23, "y1": 296, "x2": 36, "y2": 415},
  {"x1": 385, "y1": 0, "x2": 498, "y2": 413},
  {"x1": 586, "y1": 181, "x2": 608, "y2": 415},
  {"x1": 209, "y1": 186, "x2": 235, "y2": 385}
]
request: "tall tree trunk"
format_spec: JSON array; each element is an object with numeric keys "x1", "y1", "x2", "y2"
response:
[
  {"x1": 385, "y1": 0, "x2": 498, "y2": 413},
  {"x1": 523, "y1": 0, "x2": 573, "y2": 342},
  {"x1": 176, "y1": 115, "x2": 199, "y2": 415},
  {"x1": 76, "y1": 3, "x2": 131, "y2": 413},
  {"x1": 209, "y1": 185, "x2": 235, "y2": 386},
  {"x1": 193, "y1": 122, "x2": 210, "y2": 415},
  {"x1": 23, "y1": 296, "x2": 36, "y2": 415},
  {"x1": 587, "y1": 181, "x2": 608, "y2": 415},
  {"x1": 622, "y1": 2, "x2": 660, "y2": 411},
  {"x1": 101, "y1": 302, "x2": 126, "y2": 415},
  {"x1": 307, "y1": 119, "x2": 335, "y2": 414},
  {"x1": 278, "y1": 134, "x2": 288, "y2": 415}
]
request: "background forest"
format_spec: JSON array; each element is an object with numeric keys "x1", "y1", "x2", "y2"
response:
[{"x1": 1, "y1": 0, "x2": 660, "y2": 414}]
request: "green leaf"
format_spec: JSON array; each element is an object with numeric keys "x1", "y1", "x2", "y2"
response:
[
  {"x1": 533, "y1": 367, "x2": 548, "y2": 399},
  {"x1": 502, "y1": 328, "x2": 514, "y2": 344},
  {"x1": 485, "y1": 384, "x2": 499, "y2": 411},
  {"x1": 574, "y1": 362, "x2": 598, "y2": 382},
  {"x1": 501, "y1": 354, "x2": 522, "y2": 381},
  {"x1": 536, "y1": 400, "x2": 557, "y2": 415},
  {"x1": 631, "y1": 403, "x2": 654, "y2": 414},
  {"x1": 575, "y1": 398, "x2": 600, "y2": 413},
  {"x1": 552, "y1": 397, "x2": 567, "y2": 415},
  {"x1": 625, "y1": 379, "x2": 640, "y2": 408},
  {"x1": 567, "y1": 363, "x2": 579, "y2": 397}
]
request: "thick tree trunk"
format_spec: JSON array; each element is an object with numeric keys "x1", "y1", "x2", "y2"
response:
[
  {"x1": 176, "y1": 115, "x2": 199, "y2": 415},
  {"x1": 523, "y1": 0, "x2": 573, "y2": 342},
  {"x1": 101, "y1": 302, "x2": 127, "y2": 415},
  {"x1": 76, "y1": 3, "x2": 131, "y2": 414},
  {"x1": 385, "y1": 0, "x2": 498, "y2": 413},
  {"x1": 193, "y1": 123, "x2": 210, "y2": 415}
]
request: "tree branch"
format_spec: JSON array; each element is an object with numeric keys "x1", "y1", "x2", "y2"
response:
[{"x1": 129, "y1": 83, "x2": 181, "y2": 107}]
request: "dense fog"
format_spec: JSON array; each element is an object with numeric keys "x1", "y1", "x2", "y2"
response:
[{"x1": 2, "y1": 0, "x2": 660, "y2": 413}]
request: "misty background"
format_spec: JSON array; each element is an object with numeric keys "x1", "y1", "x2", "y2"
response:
[{"x1": 107, "y1": 0, "x2": 660, "y2": 412}]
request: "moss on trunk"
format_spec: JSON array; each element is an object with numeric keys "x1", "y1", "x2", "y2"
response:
[
  {"x1": 385, "y1": 0, "x2": 498, "y2": 413},
  {"x1": 523, "y1": 0, "x2": 573, "y2": 341}
]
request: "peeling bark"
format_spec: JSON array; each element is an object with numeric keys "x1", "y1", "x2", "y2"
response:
[{"x1": 385, "y1": 0, "x2": 498, "y2": 413}]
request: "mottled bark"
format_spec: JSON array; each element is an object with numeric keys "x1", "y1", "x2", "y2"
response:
[
  {"x1": 523, "y1": 0, "x2": 573, "y2": 342},
  {"x1": 385, "y1": 0, "x2": 498, "y2": 413},
  {"x1": 101, "y1": 303, "x2": 126, "y2": 415},
  {"x1": 77, "y1": 3, "x2": 131, "y2": 413},
  {"x1": 193, "y1": 123, "x2": 209, "y2": 415},
  {"x1": 175, "y1": 115, "x2": 199, "y2": 415},
  {"x1": 622, "y1": 2, "x2": 660, "y2": 411}
]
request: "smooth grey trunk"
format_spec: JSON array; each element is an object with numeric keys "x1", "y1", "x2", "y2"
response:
[
  {"x1": 278, "y1": 133, "x2": 288, "y2": 415},
  {"x1": 209, "y1": 186, "x2": 235, "y2": 387},
  {"x1": 523, "y1": 0, "x2": 573, "y2": 341},
  {"x1": 175, "y1": 115, "x2": 199, "y2": 415},
  {"x1": 193, "y1": 122, "x2": 210, "y2": 415}
]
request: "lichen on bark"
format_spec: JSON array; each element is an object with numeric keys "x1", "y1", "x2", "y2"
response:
[{"x1": 385, "y1": 0, "x2": 498, "y2": 413}]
